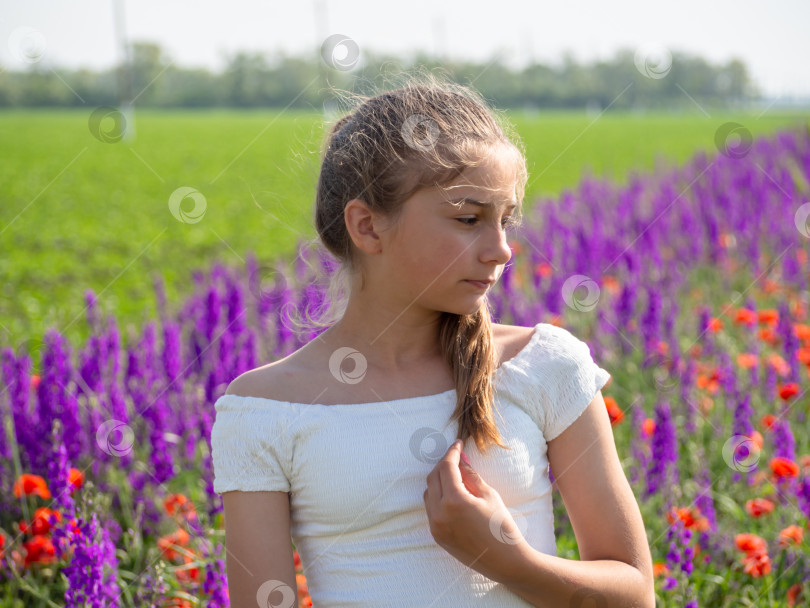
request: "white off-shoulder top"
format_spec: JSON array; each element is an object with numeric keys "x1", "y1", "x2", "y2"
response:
[{"x1": 210, "y1": 321, "x2": 611, "y2": 607}]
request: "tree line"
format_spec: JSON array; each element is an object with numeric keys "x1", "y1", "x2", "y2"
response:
[{"x1": 0, "y1": 41, "x2": 759, "y2": 111}]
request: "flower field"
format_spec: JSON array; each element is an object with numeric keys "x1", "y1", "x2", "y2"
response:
[{"x1": 2, "y1": 119, "x2": 810, "y2": 606}]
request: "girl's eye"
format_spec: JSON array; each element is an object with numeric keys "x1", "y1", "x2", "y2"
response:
[{"x1": 457, "y1": 217, "x2": 516, "y2": 229}]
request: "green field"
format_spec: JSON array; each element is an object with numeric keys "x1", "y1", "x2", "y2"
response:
[{"x1": 2, "y1": 108, "x2": 808, "y2": 348}]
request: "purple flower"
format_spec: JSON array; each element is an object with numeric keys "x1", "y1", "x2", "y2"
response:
[
  {"x1": 646, "y1": 401, "x2": 677, "y2": 496},
  {"x1": 62, "y1": 512, "x2": 120, "y2": 607}
]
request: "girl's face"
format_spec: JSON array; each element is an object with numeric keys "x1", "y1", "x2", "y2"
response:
[{"x1": 381, "y1": 148, "x2": 518, "y2": 315}]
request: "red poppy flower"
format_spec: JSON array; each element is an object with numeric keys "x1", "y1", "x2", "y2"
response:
[
  {"x1": 13, "y1": 474, "x2": 51, "y2": 500},
  {"x1": 697, "y1": 370, "x2": 721, "y2": 394},
  {"x1": 745, "y1": 497, "x2": 775, "y2": 518},
  {"x1": 176, "y1": 552, "x2": 200, "y2": 584},
  {"x1": 22, "y1": 535, "x2": 56, "y2": 567},
  {"x1": 761, "y1": 414, "x2": 778, "y2": 431},
  {"x1": 735, "y1": 308, "x2": 758, "y2": 326},
  {"x1": 768, "y1": 353, "x2": 791, "y2": 376},
  {"x1": 604, "y1": 396, "x2": 624, "y2": 426},
  {"x1": 795, "y1": 324, "x2": 810, "y2": 341},
  {"x1": 742, "y1": 549, "x2": 771, "y2": 577},
  {"x1": 759, "y1": 309, "x2": 779, "y2": 326},
  {"x1": 535, "y1": 262, "x2": 552, "y2": 278},
  {"x1": 735, "y1": 533, "x2": 767, "y2": 554},
  {"x1": 760, "y1": 328, "x2": 778, "y2": 345},
  {"x1": 158, "y1": 528, "x2": 191, "y2": 562},
  {"x1": 737, "y1": 353, "x2": 758, "y2": 369},
  {"x1": 778, "y1": 525, "x2": 804, "y2": 547},
  {"x1": 31, "y1": 508, "x2": 62, "y2": 536},
  {"x1": 666, "y1": 506, "x2": 710, "y2": 531},
  {"x1": 68, "y1": 468, "x2": 84, "y2": 492},
  {"x1": 779, "y1": 383, "x2": 800, "y2": 401},
  {"x1": 770, "y1": 457, "x2": 800, "y2": 479},
  {"x1": 787, "y1": 582, "x2": 803, "y2": 607}
]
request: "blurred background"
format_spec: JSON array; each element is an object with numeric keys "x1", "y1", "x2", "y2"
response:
[{"x1": 2, "y1": 0, "x2": 809, "y2": 348}]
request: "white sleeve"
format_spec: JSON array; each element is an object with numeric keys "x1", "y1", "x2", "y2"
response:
[
  {"x1": 210, "y1": 395, "x2": 292, "y2": 493},
  {"x1": 534, "y1": 324, "x2": 612, "y2": 442}
]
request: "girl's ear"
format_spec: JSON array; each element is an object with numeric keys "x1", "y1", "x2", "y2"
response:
[{"x1": 344, "y1": 198, "x2": 383, "y2": 254}]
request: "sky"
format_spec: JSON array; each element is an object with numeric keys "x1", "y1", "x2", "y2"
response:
[{"x1": 2, "y1": 0, "x2": 810, "y2": 98}]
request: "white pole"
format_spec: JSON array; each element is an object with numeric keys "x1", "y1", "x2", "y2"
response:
[{"x1": 112, "y1": 0, "x2": 136, "y2": 142}]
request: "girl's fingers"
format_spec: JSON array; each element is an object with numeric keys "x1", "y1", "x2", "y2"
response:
[{"x1": 436, "y1": 439, "x2": 465, "y2": 498}]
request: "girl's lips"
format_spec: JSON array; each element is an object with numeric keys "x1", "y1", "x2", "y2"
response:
[{"x1": 465, "y1": 280, "x2": 489, "y2": 289}]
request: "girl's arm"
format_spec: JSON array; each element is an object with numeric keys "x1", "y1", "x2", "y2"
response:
[
  {"x1": 502, "y1": 391, "x2": 656, "y2": 608},
  {"x1": 222, "y1": 490, "x2": 298, "y2": 608}
]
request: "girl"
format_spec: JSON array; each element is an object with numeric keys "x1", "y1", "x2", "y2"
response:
[{"x1": 211, "y1": 72, "x2": 655, "y2": 608}]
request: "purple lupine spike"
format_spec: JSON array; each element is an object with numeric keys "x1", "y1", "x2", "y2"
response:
[
  {"x1": 105, "y1": 317, "x2": 122, "y2": 379},
  {"x1": 7, "y1": 349, "x2": 39, "y2": 474},
  {"x1": 0, "y1": 349, "x2": 14, "y2": 463},
  {"x1": 697, "y1": 307, "x2": 713, "y2": 356},
  {"x1": 162, "y1": 321, "x2": 182, "y2": 393},
  {"x1": 646, "y1": 401, "x2": 677, "y2": 497},
  {"x1": 35, "y1": 330, "x2": 82, "y2": 476},
  {"x1": 218, "y1": 331, "x2": 236, "y2": 387},
  {"x1": 716, "y1": 350, "x2": 731, "y2": 398},
  {"x1": 616, "y1": 281, "x2": 638, "y2": 350},
  {"x1": 211, "y1": 261, "x2": 228, "y2": 286},
  {"x1": 772, "y1": 417, "x2": 796, "y2": 463},
  {"x1": 78, "y1": 336, "x2": 99, "y2": 400},
  {"x1": 204, "y1": 285, "x2": 221, "y2": 346},
  {"x1": 762, "y1": 364, "x2": 777, "y2": 403},
  {"x1": 797, "y1": 475, "x2": 810, "y2": 520},
  {"x1": 203, "y1": 553, "x2": 230, "y2": 608},
  {"x1": 238, "y1": 329, "x2": 258, "y2": 375},
  {"x1": 226, "y1": 276, "x2": 246, "y2": 338},
  {"x1": 139, "y1": 388, "x2": 175, "y2": 484},
  {"x1": 641, "y1": 286, "x2": 662, "y2": 358},
  {"x1": 63, "y1": 512, "x2": 121, "y2": 607},
  {"x1": 141, "y1": 321, "x2": 158, "y2": 391},
  {"x1": 84, "y1": 289, "x2": 100, "y2": 333},
  {"x1": 124, "y1": 344, "x2": 141, "y2": 391},
  {"x1": 47, "y1": 423, "x2": 76, "y2": 520}
]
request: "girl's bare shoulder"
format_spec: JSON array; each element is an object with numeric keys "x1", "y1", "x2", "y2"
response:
[
  {"x1": 492, "y1": 322, "x2": 537, "y2": 367},
  {"x1": 226, "y1": 323, "x2": 536, "y2": 402},
  {"x1": 224, "y1": 346, "x2": 310, "y2": 402}
]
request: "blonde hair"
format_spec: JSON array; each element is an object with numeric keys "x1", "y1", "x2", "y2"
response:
[{"x1": 295, "y1": 69, "x2": 528, "y2": 454}]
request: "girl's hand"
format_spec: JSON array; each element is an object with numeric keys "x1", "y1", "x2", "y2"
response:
[{"x1": 423, "y1": 439, "x2": 529, "y2": 583}]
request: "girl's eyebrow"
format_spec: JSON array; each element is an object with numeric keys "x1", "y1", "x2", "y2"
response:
[{"x1": 444, "y1": 197, "x2": 517, "y2": 211}]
